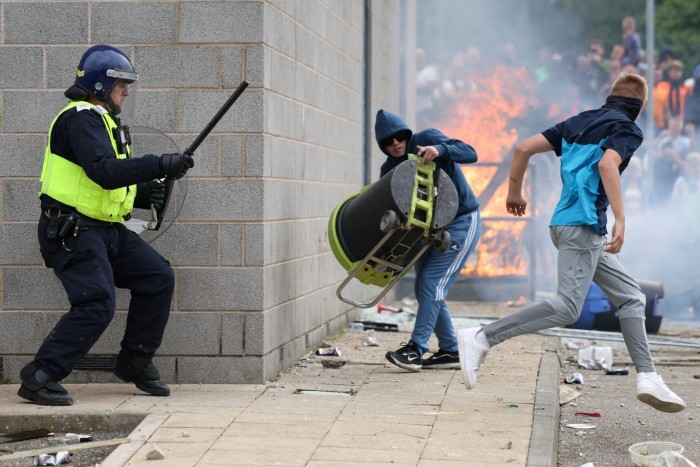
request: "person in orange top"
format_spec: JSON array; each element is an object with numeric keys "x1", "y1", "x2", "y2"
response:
[{"x1": 653, "y1": 60, "x2": 692, "y2": 131}]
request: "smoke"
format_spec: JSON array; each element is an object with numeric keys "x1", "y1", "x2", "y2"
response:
[
  {"x1": 417, "y1": 0, "x2": 584, "y2": 69},
  {"x1": 415, "y1": 0, "x2": 700, "y2": 322},
  {"x1": 621, "y1": 197, "x2": 700, "y2": 322}
]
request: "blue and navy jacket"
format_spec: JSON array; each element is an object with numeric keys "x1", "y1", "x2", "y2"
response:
[
  {"x1": 375, "y1": 109, "x2": 480, "y2": 217},
  {"x1": 542, "y1": 101, "x2": 643, "y2": 235}
]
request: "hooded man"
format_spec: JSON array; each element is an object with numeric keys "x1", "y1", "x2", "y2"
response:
[{"x1": 374, "y1": 109, "x2": 482, "y2": 371}]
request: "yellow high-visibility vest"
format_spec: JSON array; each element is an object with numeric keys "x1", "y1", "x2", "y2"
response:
[{"x1": 39, "y1": 101, "x2": 136, "y2": 222}]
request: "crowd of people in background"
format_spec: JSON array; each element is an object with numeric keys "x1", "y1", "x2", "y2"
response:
[
  {"x1": 416, "y1": 16, "x2": 700, "y2": 218},
  {"x1": 415, "y1": 15, "x2": 700, "y2": 314}
]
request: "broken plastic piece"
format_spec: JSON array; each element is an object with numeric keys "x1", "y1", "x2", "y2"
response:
[
  {"x1": 315, "y1": 346, "x2": 341, "y2": 356},
  {"x1": 565, "y1": 423, "x2": 596, "y2": 429},
  {"x1": 565, "y1": 372, "x2": 584, "y2": 384},
  {"x1": 34, "y1": 451, "x2": 70, "y2": 466},
  {"x1": 362, "y1": 335, "x2": 379, "y2": 346},
  {"x1": 606, "y1": 366, "x2": 630, "y2": 375},
  {"x1": 577, "y1": 346, "x2": 613, "y2": 370}
]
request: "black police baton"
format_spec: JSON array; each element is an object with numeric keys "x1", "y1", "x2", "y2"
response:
[{"x1": 149, "y1": 80, "x2": 250, "y2": 230}]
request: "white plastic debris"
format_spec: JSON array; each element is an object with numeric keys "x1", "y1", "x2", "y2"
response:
[
  {"x1": 34, "y1": 451, "x2": 70, "y2": 466},
  {"x1": 566, "y1": 423, "x2": 597, "y2": 429},
  {"x1": 577, "y1": 346, "x2": 612, "y2": 370}
]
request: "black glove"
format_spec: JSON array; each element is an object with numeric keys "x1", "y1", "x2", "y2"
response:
[
  {"x1": 159, "y1": 152, "x2": 194, "y2": 180},
  {"x1": 134, "y1": 180, "x2": 166, "y2": 210}
]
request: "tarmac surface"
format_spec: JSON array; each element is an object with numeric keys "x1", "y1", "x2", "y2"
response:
[
  {"x1": 556, "y1": 323, "x2": 700, "y2": 467},
  {"x1": 0, "y1": 300, "x2": 697, "y2": 466}
]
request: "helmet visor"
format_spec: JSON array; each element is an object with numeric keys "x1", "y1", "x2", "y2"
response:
[{"x1": 106, "y1": 69, "x2": 139, "y2": 83}]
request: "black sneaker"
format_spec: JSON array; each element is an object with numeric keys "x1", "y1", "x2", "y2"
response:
[
  {"x1": 17, "y1": 361, "x2": 73, "y2": 406},
  {"x1": 421, "y1": 349, "x2": 460, "y2": 369},
  {"x1": 385, "y1": 342, "x2": 422, "y2": 372},
  {"x1": 114, "y1": 352, "x2": 170, "y2": 397}
]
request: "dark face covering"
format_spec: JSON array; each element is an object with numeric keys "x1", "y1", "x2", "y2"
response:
[{"x1": 605, "y1": 95, "x2": 644, "y2": 121}]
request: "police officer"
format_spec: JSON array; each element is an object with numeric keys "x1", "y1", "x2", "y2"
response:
[{"x1": 18, "y1": 45, "x2": 194, "y2": 406}]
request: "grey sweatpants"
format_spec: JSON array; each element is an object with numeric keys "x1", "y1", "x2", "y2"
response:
[{"x1": 483, "y1": 225, "x2": 655, "y2": 373}]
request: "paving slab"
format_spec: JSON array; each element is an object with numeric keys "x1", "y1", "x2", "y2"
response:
[{"x1": 0, "y1": 301, "x2": 561, "y2": 466}]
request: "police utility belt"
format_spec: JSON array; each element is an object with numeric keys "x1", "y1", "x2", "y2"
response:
[{"x1": 40, "y1": 207, "x2": 116, "y2": 241}]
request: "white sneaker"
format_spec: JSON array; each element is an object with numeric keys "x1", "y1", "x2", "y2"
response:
[
  {"x1": 636, "y1": 372, "x2": 686, "y2": 413},
  {"x1": 457, "y1": 327, "x2": 489, "y2": 389}
]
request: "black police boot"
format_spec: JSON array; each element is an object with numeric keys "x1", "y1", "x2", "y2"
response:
[
  {"x1": 114, "y1": 352, "x2": 170, "y2": 396},
  {"x1": 17, "y1": 361, "x2": 73, "y2": 406}
]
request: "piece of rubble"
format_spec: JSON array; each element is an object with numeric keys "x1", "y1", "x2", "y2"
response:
[
  {"x1": 146, "y1": 445, "x2": 166, "y2": 460},
  {"x1": 320, "y1": 359, "x2": 346, "y2": 368}
]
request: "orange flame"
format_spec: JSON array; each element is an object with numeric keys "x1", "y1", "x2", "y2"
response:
[{"x1": 437, "y1": 64, "x2": 538, "y2": 277}]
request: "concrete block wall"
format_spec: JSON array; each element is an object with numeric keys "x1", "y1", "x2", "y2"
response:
[{"x1": 0, "y1": 0, "x2": 410, "y2": 384}]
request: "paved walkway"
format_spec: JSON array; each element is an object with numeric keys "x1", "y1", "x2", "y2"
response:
[{"x1": 0, "y1": 303, "x2": 561, "y2": 466}]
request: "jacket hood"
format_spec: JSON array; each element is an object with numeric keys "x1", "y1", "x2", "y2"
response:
[{"x1": 374, "y1": 109, "x2": 412, "y2": 156}]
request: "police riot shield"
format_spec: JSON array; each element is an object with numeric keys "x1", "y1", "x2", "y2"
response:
[{"x1": 126, "y1": 125, "x2": 187, "y2": 243}]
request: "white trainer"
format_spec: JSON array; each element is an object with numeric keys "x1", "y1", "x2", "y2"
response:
[
  {"x1": 457, "y1": 327, "x2": 489, "y2": 389},
  {"x1": 636, "y1": 372, "x2": 686, "y2": 413}
]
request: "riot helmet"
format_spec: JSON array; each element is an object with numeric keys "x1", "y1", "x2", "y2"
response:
[{"x1": 66, "y1": 45, "x2": 138, "y2": 114}]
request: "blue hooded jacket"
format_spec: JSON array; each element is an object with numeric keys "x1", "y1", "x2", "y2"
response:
[{"x1": 375, "y1": 109, "x2": 480, "y2": 216}]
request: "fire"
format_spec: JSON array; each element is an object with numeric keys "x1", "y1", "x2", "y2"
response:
[{"x1": 437, "y1": 64, "x2": 539, "y2": 277}]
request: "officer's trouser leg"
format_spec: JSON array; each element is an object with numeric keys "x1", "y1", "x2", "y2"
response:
[
  {"x1": 35, "y1": 227, "x2": 118, "y2": 380},
  {"x1": 111, "y1": 229, "x2": 174, "y2": 357}
]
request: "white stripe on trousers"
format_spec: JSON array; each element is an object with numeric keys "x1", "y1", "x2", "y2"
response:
[{"x1": 435, "y1": 210, "x2": 478, "y2": 301}]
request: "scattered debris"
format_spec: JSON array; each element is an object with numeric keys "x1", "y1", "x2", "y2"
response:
[
  {"x1": 315, "y1": 346, "x2": 341, "y2": 356},
  {"x1": 320, "y1": 359, "x2": 346, "y2": 368},
  {"x1": 560, "y1": 385, "x2": 583, "y2": 405},
  {"x1": 355, "y1": 321, "x2": 399, "y2": 332},
  {"x1": 628, "y1": 441, "x2": 689, "y2": 467},
  {"x1": 294, "y1": 389, "x2": 354, "y2": 396},
  {"x1": 0, "y1": 437, "x2": 130, "y2": 462},
  {"x1": 565, "y1": 373, "x2": 584, "y2": 384},
  {"x1": 564, "y1": 339, "x2": 591, "y2": 350},
  {"x1": 578, "y1": 346, "x2": 612, "y2": 370},
  {"x1": 146, "y1": 445, "x2": 165, "y2": 460},
  {"x1": 575, "y1": 412, "x2": 601, "y2": 417},
  {"x1": 362, "y1": 335, "x2": 379, "y2": 346},
  {"x1": 541, "y1": 328, "x2": 700, "y2": 349},
  {"x1": 605, "y1": 367, "x2": 629, "y2": 375},
  {"x1": 65, "y1": 433, "x2": 93, "y2": 443},
  {"x1": 377, "y1": 303, "x2": 401, "y2": 313},
  {"x1": 34, "y1": 451, "x2": 70, "y2": 466},
  {"x1": 566, "y1": 423, "x2": 597, "y2": 429},
  {"x1": 502, "y1": 441, "x2": 513, "y2": 449}
]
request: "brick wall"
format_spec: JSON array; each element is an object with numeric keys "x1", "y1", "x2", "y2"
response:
[{"x1": 0, "y1": 0, "x2": 412, "y2": 383}]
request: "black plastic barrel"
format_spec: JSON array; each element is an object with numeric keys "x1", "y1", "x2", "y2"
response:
[{"x1": 334, "y1": 158, "x2": 457, "y2": 263}]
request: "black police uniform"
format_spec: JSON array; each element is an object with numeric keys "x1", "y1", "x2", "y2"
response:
[{"x1": 36, "y1": 105, "x2": 173, "y2": 382}]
